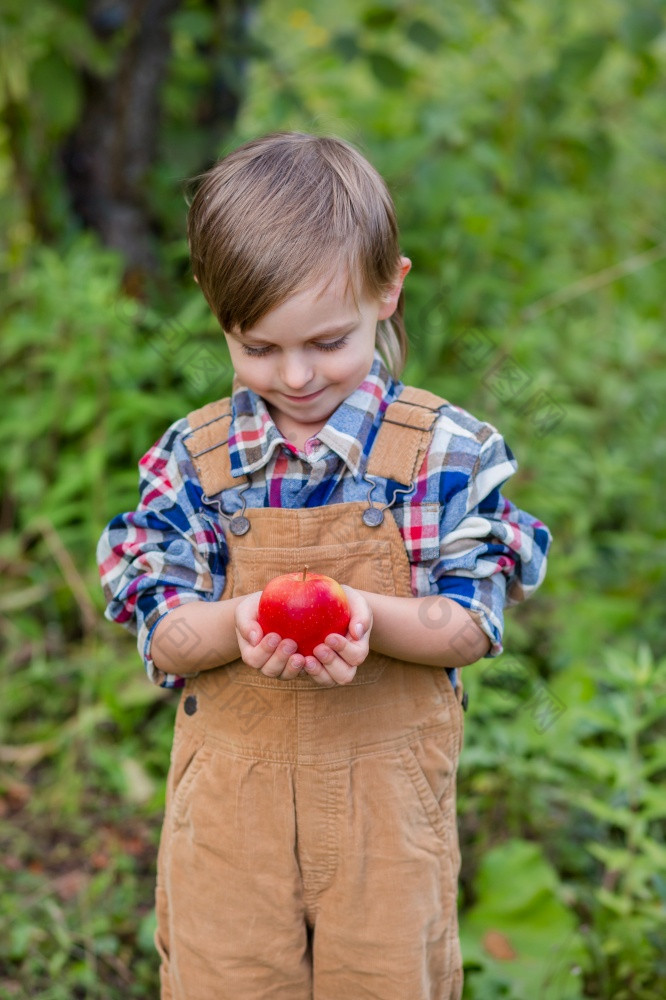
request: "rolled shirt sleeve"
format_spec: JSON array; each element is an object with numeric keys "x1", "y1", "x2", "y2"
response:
[
  {"x1": 96, "y1": 419, "x2": 228, "y2": 687},
  {"x1": 429, "y1": 424, "x2": 552, "y2": 657}
]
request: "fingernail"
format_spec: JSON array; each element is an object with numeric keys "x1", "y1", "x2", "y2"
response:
[
  {"x1": 249, "y1": 629, "x2": 259, "y2": 645},
  {"x1": 354, "y1": 623, "x2": 364, "y2": 638},
  {"x1": 267, "y1": 634, "x2": 280, "y2": 650}
]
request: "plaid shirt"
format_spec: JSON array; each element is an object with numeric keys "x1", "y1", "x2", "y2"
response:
[{"x1": 97, "y1": 352, "x2": 551, "y2": 688}]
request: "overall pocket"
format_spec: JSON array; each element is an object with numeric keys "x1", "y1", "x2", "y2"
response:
[
  {"x1": 399, "y1": 729, "x2": 460, "y2": 841},
  {"x1": 229, "y1": 539, "x2": 394, "y2": 596},
  {"x1": 169, "y1": 734, "x2": 210, "y2": 828}
]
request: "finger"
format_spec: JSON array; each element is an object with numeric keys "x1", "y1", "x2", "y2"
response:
[
  {"x1": 260, "y1": 632, "x2": 282, "y2": 654},
  {"x1": 235, "y1": 592, "x2": 262, "y2": 637},
  {"x1": 313, "y1": 644, "x2": 358, "y2": 685},
  {"x1": 239, "y1": 630, "x2": 281, "y2": 671},
  {"x1": 278, "y1": 652, "x2": 306, "y2": 679},
  {"x1": 342, "y1": 615, "x2": 369, "y2": 642},
  {"x1": 321, "y1": 634, "x2": 367, "y2": 668},
  {"x1": 341, "y1": 587, "x2": 372, "y2": 641},
  {"x1": 302, "y1": 656, "x2": 336, "y2": 687},
  {"x1": 236, "y1": 635, "x2": 263, "y2": 668},
  {"x1": 238, "y1": 622, "x2": 263, "y2": 648},
  {"x1": 328, "y1": 660, "x2": 357, "y2": 685},
  {"x1": 324, "y1": 633, "x2": 346, "y2": 654},
  {"x1": 261, "y1": 638, "x2": 299, "y2": 678}
]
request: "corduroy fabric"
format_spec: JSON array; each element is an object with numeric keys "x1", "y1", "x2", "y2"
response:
[{"x1": 155, "y1": 489, "x2": 465, "y2": 999}]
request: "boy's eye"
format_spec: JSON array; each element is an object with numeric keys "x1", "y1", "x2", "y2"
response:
[
  {"x1": 314, "y1": 334, "x2": 349, "y2": 352},
  {"x1": 240, "y1": 344, "x2": 273, "y2": 357},
  {"x1": 240, "y1": 334, "x2": 349, "y2": 357}
]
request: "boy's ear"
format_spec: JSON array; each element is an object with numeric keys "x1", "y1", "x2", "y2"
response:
[
  {"x1": 378, "y1": 256, "x2": 411, "y2": 320},
  {"x1": 193, "y1": 274, "x2": 199, "y2": 284}
]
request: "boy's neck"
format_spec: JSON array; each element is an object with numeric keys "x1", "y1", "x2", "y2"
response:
[{"x1": 266, "y1": 407, "x2": 324, "y2": 454}]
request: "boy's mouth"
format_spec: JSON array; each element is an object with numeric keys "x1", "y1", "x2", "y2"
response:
[{"x1": 281, "y1": 388, "x2": 325, "y2": 403}]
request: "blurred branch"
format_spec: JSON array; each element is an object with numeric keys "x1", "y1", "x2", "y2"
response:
[
  {"x1": 520, "y1": 241, "x2": 666, "y2": 321},
  {"x1": 35, "y1": 518, "x2": 98, "y2": 637},
  {"x1": 0, "y1": 585, "x2": 50, "y2": 613},
  {"x1": 1, "y1": 96, "x2": 53, "y2": 241}
]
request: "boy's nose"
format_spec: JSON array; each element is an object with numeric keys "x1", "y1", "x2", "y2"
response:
[{"x1": 280, "y1": 353, "x2": 314, "y2": 391}]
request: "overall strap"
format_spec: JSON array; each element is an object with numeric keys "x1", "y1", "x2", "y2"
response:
[
  {"x1": 366, "y1": 386, "x2": 448, "y2": 486},
  {"x1": 183, "y1": 397, "x2": 245, "y2": 497},
  {"x1": 184, "y1": 384, "x2": 449, "y2": 496}
]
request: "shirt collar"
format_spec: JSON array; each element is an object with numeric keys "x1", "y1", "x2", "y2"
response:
[{"x1": 227, "y1": 351, "x2": 402, "y2": 480}]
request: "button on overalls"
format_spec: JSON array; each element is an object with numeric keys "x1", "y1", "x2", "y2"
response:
[{"x1": 155, "y1": 388, "x2": 466, "y2": 1000}]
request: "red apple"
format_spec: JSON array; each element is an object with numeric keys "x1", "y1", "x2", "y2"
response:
[{"x1": 257, "y1": 567, "x2": 351, "y2": 658}]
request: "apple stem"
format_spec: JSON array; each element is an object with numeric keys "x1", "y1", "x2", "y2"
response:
[{"x1": 302, "y1": 566, "x2": 308, "y2": 581}]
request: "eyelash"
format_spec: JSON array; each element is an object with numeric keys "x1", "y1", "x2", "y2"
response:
[{"x1": 241, "y1": 335, "x2": 350, "y2": 358}]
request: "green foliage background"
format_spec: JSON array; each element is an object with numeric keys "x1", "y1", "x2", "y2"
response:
[{"x1": 1, "y1": 1, "x2": 665, "y2": 997}]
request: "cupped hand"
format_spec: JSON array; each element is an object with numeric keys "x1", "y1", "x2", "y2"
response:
[
  {"x1": 302, "y1": 585, "x2": 373, "y2": 687},
  {"x1": 234, "y1": 591, "x2": 307, "y2": 680}
]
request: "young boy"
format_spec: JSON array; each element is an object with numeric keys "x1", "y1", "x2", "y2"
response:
[{"x1": 98, "y1": 132, "x2": 551, "y2": 999}]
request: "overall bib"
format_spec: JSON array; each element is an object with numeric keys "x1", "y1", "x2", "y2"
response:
[{"x1": 155, "y1": 388, "x2": 466, "y2": 1000}]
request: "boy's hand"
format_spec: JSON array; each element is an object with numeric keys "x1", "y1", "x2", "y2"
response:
[
  {"x1": 234, "y1": 585, "x2": 372, "y2": 685},
  {"x1": 235, "y1": 591, "x2": 307, "y2": 680},
  {"x1": 303, "y1": 585, "x2": 373, "y2": 687}
]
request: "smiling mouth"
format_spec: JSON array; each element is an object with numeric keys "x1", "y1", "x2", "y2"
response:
[{"x1": 281, "y1": 389, "x2": 325, "y2": 402}]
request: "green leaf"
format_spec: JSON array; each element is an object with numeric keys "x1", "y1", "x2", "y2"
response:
[
  {"x1": 331, "y1": 32, "x2": 359, "y2": 62},
  {"x1": 366, "y1": 50, "x2": 410, "y2": 89},
  {"x1": 406, "y1": 18, "x2": 443, "y2": 53},
  {"x1": 138, "y1": 908, "x2": 158, "y2": 955},
  {"x1": 556, "y1": 33, "x2": 609, "y2": 85},
  {"x1": 460, "y1": 839, "x2": 586, "y2": 998},
  {"x1": 619, "y1": 4, "x2": 665, "y2": 51},
  {"x1": 29, "y1": 52, "x2": 81, "y2": 134},
  {"x1": 361, "y1": 7, "x2": 398, "y2": 30},
  {"x1": 170, "y1": 8, "x2": 215, "y2": 44}
]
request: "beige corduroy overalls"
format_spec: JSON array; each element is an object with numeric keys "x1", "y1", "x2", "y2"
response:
[{"x1": 155, "y1": 387, "x2": 466, "y2": 1000}]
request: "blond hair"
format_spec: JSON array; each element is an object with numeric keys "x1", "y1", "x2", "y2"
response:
[{"x1": 186, "y1": 131, "x2": 408, "y2": 377}]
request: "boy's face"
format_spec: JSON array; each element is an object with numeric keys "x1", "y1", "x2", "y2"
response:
[{"x1": 223, "y1": 259, "x2": 410, "y2": 448}]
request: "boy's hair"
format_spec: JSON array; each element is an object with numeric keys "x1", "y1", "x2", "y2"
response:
[{"x1": 186, "y1": 131, "x2": 408, "y2": 377}]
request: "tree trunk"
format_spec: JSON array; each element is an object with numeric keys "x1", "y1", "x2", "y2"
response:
[
  {"x1": 63, "y1": 0, "x2": 254, "y2": 287},
  {"x1": 64, "y1": 0, "x2": 181, "y2": 279}
]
